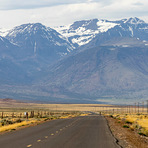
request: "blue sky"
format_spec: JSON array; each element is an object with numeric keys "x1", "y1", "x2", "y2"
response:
[{"x1": 0, "y1": 0, "x2": 148, "y2": 29}]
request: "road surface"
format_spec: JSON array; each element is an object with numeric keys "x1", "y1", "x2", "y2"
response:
[{"x1": 0, "y1": 115, "x2": 120, "y2": 148}]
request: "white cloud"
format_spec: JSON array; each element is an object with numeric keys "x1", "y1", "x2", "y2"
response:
[
  {"x1": 0, "y1": 0, "x2": 147, "y2": 29},
  {"x1": 0, "y1": 0, "x2": 110, "y2": 10}
]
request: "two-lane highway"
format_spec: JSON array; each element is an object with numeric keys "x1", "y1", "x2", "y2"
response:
[{"x1": 0, "y1": 115, "x2": 120, "y2": 148}]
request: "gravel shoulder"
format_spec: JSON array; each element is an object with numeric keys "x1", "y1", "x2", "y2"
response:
[{"x1": 105, "y1": 116, "x2": 148, "y2": 148}]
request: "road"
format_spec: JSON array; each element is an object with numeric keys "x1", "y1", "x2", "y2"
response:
[{"x1": 0, "y1": 115, "x2": 120, "y2": 148}]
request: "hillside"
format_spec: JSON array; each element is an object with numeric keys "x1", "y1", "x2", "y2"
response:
[{"x1": 0, "y1": 17, "x2": 148, "y2": 103}]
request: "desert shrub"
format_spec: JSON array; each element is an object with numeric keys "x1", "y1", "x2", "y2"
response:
[
  {"x1": 109, "y1": 115, "x2": 113, "y2": 118},
  {"x1": 138, "y1": 132, "x2": 146, "y2": 136},
  {"x1": 44, "y1": 118, "x2": 49, "y2": 121},
  {"x1": 10, "y1": 129, "x2": 16, "y2": 131},
  {"x1": 139, "y1": 128, "x2": 148, "y2": 137},
  {"x1": 123, "y1": 125, "x2": 129, "y2": 128},
  {"x1": 125, "y1": 121, "x2": 132, "y2": 124},
  {"x1": 1, "y1": 119, "x2": 13, "y2": 126},
  {"x1": 16, "y1": 119, "x2": 22, "y2": 123}
]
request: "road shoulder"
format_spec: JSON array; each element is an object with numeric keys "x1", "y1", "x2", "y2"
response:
[{"x1": 105, "y1": 116, "x2": 148, "y2": 148}]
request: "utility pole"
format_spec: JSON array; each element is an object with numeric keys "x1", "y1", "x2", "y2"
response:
[
  {"x1": 135, "y1": 103, "x2": 136, "y2": 114},
  {"x1": 132, "y1": 105, "x2": 133, "y2": 114},
  {"x1": 138, "y1": 102, "x2": 139, "y2": 114},
  {"x1": 147, "y1": 100, "x2": 148, "y2": 114},
  {"x1": 142, "y1": 101, "x2": 144, "y2": 114},
  {"x1": 127, "y1": 105, "x2": 128, "y2": 114}
]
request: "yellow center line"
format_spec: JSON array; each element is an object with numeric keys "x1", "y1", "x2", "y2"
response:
[
  {"x1": 27, "y1": 144, "x2": 32, "y2": 148},
  {"x1": 56, "y1": 131, "x2": 58, "y2": 133},
  {"x1": 37, "y1": 140, "x2": 41, "y2": 142},
  {"x1": 45, "y1": 136, "x2": 48, "y2": 138},
  {"x1": 51, "y1": 133, "x2": 54, "y2": 136},
  {"x1": 60, "y1": 129, "x2": 62, "y2": 131}
]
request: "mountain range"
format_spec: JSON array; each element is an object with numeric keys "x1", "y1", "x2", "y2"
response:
[{"x1": 0, "y1": 17, "x2": 148, "y2": 104}]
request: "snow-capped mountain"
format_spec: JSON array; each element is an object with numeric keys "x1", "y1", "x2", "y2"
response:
[
  {"x1": 54, "y1": 17, "x2": 148, "y2": 48},
  {"x1": 5, "y1": 23, "x2": 74, "y2": 62},
  {"x1": 0, "y1": 28, "x2": 8, "y2": 37},
  {"x1": 55, "y1": 19, "x2": 118, "y2": 47},
  {"x1": 0, "y1": 23, "x2": 75, "y2": 85},
  {"x1": 1, "y1": 17, "x2": 148, "y2": 103}
]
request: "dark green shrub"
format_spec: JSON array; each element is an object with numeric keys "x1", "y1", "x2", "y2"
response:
[
  {"x1": 138, "y1": 132, "x2": 146, "y2": 136},
  {"x1": 16, "y1": 119, "x2": 22, "y2": 123},
  {"x1": 125, "y1": 121, "x2": 132, "y2": 124},
  {"x1": 123, "y1": 125, "x2": 129, "y2": 128}
]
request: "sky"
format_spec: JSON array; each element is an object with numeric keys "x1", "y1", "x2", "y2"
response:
[{"x1": 0, "y1": 0, "x2": 148, "y2": 29}]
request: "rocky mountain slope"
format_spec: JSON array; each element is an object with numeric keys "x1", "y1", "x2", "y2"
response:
[
  {"x1": 0, "y1": 17, "x2": 148, "y2": 103},
  {"x1": 5, "y1": 23, "x2": 74, "y2": 62},
  {"x1": 0, "y1": 23, "x2": 75, "y2": 85},
  {"x1": 34, "y1": 45, "x2": 148, "y2": 103},
  {"x1": 55, "y1": 17, "x2": 148, "y2": 48}
]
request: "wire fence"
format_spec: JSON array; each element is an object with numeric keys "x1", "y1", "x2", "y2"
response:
[
  {"x1": 98, "y1": 100, "x2": 148, "y2": 115},
  {"x1": 0, "y1": 110, "x2": 75, "y2": 119}
]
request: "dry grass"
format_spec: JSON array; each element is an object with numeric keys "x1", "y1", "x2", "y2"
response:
[
  {"x1": 107, "y1": 113, "x2": 148, "y2": 136},
  {"x1": 0, "y1": 119, "x2": 39, "y2": 132},
  {"x1": 0, "y1": 99, "x2": 108, "y2": 133},
  {"x1": 0, "y1": 112, "x2": 83, "y2": 133},
  {"x1": 1, "y1": 99, "x2": 147, "y2": 135},
  {"x1": 0, "y1": 99, "x2": 112, "y2": 112},
  {"x1": 0, "y1": 100, "x2": 93, "y2": 133}
]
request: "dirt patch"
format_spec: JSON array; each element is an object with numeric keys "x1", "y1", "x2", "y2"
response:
[{"x1": 105, "y1": 116, "x2": 148, "y2": 148}]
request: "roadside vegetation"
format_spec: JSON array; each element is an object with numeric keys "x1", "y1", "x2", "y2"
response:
[
  {"x1": 0, "y1": 109, "x2": 81, "y2": 133},
  {"x1": 105, "y1": 113, "x2": 148, "y2": 137}
]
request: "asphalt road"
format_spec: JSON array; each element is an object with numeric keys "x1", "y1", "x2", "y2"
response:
[{"x1": 0, "y1": 115, "x2": 120, "y2": 148}]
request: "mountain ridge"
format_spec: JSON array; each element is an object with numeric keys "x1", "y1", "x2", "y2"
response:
[
  {"x1": 0, "y1": 17, "x2": 148, "y2": 103},
  {"x1": 54, "y1": 17, "x2": 148, "y2": 48}
]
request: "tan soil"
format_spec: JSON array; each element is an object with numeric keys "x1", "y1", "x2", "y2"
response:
[{"x1": 106, "y1": 116, "x2": 148, "y2": 148}]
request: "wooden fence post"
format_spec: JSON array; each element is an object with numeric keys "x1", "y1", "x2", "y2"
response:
[
  {"x1": 2, "y1": 112, "x2": 3, "y2": 119},
  {"x1": 26, "y1": 112, "x2": 28, "y2": 119},
  {"x1": 12, "y1": 113, "x2": 14, "y2": 118}
]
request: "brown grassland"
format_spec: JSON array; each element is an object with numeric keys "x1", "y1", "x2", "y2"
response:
[
  {"x1": 0, "y1": 98, "x2": 148, "y2": 147},
  {"x1": 0, "y1": 98, "x2": 111, "y2": 133}
]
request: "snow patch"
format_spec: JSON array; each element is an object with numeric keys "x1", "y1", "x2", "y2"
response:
[
  {"x1": 72, "y1": 35, "x2": 93, "y2": 46},
  {"x1": 124, "y1": 17, "x2": 144, "y2": 24},
  {"x1": 0, "y1": 28, "x2": 9, "y2": 37},
  {"x1": 59, "y1": 52, "x2": 67, "y2": 56},
  {"x1": 96, "y1": 20, "x2": 118, "y2": 33},
  {"x1": 0, "y1": 36, "x2": 4, "y2": 42},
  {"x1": 122, "y1": 45, "x2": 129, "y2": 47},
  {"x1": 129, "y1": 26, "x2": 134, "y2": 37},
  {"x1": 55, "y1": 19, "x2": 118, "y2": 46},
  {"x1": 34, "y1": 41, "x2": 37, "y2": 54},
  {"x1": 109, "y1": 48, "x2": 116, "y2": 51},
  {"x1": 119, "y1": 32, "x2": 122, "y2": 37}
]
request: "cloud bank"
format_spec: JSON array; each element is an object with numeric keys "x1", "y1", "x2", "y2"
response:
[
  {"x1": 0, "y1": 0, "x2": 111, "y2": 10},
  {"x1": 0, "y1": 0, "x2": 147, "y2": 29}
]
